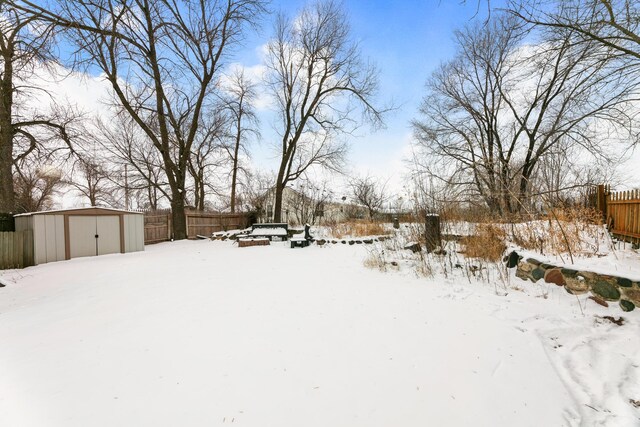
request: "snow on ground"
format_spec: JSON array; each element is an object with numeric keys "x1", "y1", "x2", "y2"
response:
[{"x1": 1, "y1": 240, "x2": 639, "y2": 426}]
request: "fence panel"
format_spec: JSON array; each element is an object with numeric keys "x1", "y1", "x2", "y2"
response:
[
  {"x1": 0, "y1": 230, "x2": 34, "y2": 269},
  {"x1": 144, "y1": 212, "x2": 171, "y2": 244},
  {"x1": 185, "y1": 212, "x2": 249, "y2": 239},
  {"x1": 607, "y1": 188, "x2": 640, "y2": 244},
  {"x1": 142, "y1": 211, "x2": 250, "y2": 243}
]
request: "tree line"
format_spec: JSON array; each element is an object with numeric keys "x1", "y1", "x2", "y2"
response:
[{"x1": 1, "y1": 0, "x2": 639, "y2": 240}]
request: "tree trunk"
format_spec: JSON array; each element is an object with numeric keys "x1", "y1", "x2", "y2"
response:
[
  {"x1": 0, "y1": 126, "x2": 14, "y2": 213},
  {"x1": 273, "y1": 160, "x2": 288, "y2": 223},
  {"x1": 230, "y1": 135, "x2": 241, "y2": 213},
  {"x1": 171, "y1": 196, "x2": 187, "y2": 240},
  {"x1": 0, "y1": 56, "x2": 15, "y2": 213}
]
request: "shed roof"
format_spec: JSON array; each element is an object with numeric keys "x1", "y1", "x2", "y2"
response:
[{"x1": 14, "y1": 207, "x2": 144, "y2": 217}]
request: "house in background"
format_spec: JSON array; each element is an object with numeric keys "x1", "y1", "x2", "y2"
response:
[{"x1": 257, "y1": 187, "x2": 366, "y2": 225}]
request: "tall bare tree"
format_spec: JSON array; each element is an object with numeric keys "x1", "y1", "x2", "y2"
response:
[
  {"x1": 412, "y1": 14, "x2": 637, "y2": 214},
  {"x1": 11, "y1": 0, "x2": 266, "y2": 238},
  {"x1": 265, "y1": 0, "x2": 385, "y2": 222},
  {"x1": 0, "y1": 3, "x2": 79, "y2": 213},
  {"x1": 509, "y1": 1, "x2": 640, "y2": 62},
  {"x1": 220, "y1": 69, "x2": 260, "y2": 213},
  {"x1": 68, "y1": 156, "x2": 115, "y2": 207}
]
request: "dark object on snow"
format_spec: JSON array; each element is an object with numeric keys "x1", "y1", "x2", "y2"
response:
[
  {"x1": 505, "y1": 251, "x2": 520, "y2": 269},
  {"x1": 600, "y1": 315, "x2": 624, "y2": 326},
  {"x1": 424, "y1": 214, "x2": 441, "y2": 253},
  {"x1": 403, "y1": 242, "x2": 422, "y2": 253},
  {"x1": 393, "y1": 217, "x2": 399, "y2": 229}
]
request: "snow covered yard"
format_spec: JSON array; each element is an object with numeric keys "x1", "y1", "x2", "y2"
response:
[{"x1": 1, "y1": 240, "x2": 639, "y2": 426}]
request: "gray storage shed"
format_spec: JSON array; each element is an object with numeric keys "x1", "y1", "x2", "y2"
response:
[{"x1": 15, "y1": 207, "x2": 144, "y2": 265}]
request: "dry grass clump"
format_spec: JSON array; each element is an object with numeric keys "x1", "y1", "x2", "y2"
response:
[
  {"x1": 508, "y1": 207, "x2": 605, "y2": 256},
  {"x1": 327, "y1": 220, "x2": 387, "y2": 238},
  {"x1": 460, "y1": 224, "x2": 507, "y2": 262}
]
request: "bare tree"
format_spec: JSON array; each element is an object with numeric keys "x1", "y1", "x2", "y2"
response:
[
  {"x1": 265, "y1": 0, "x2": 385, "y2": 222},
  {"x1": 0, "y1": 3, "x2": 79, "y2": 212},
  {"x1": 412, "y1": 14, "x2": 637, "y2": 215},
  {"x1": 13, "y1": 156, "x2": 63, "y2": 213},
  {"x1": 220, "y1": 69, "x2": 260, "y2": 213},
  {"x1": 349, "y1": 174, "x2": 387, "y2": 220},
  {"x1": 187, "y1": 112, "x2": 227, "y2": 211},
  {"x1": 95, "y1": 114, "x2": 170, "y2": 211},
  {"x1": 509, "y1": 0, "x2": 640, "y2": 62},
  {"x1": 11, "y1": 0, "x2": 267, "y2": 238},
  {"x1": 68, "y1": 156, "x2": 115, "y2": 207}
]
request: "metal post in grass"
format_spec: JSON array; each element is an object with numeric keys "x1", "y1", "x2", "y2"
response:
[{"x1": 424, "y1": 213, "x2": 441, "y2": 253}]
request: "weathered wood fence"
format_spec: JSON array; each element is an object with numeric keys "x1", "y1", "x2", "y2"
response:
[
  {"x1": 143, "y1": 211, "x2": 250, "y2": 244},
  {"x1": 0, "y1": 230, "x2": 34, "y2": 269},
  {"x1": 589, "y1": 185, "x2": 640, "y2": 244}
]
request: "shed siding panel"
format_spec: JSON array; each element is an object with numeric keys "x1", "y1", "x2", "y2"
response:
[
  {"x1": 124, "y1": 215, "x2": 144, "y2": 253},
  {"x1": 44, "y1": 215, "x2": 58, "y2": 263},
  {"x1": 124, "y1": 215, "x2": 132, "y2": 252},
  {"x1": 33, "y1": 215, "x2": 47, "y2": 265},
  {"x1": 55, "y1": 215, "x2": 65, "y2": 261}
]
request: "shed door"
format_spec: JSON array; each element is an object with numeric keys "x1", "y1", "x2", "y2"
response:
[
  {"x1": 68, "y1": 216, "x2": 121, "y2": 258},
  {"x1": 97, "y1": 216, "x2": 120, "y2": 255}
]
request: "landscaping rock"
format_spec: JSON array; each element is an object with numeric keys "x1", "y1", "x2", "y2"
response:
[
  {"x1": 560, "y1": 268, "x2": 578, "y2": 278},
  {"x1": 591, "y1": 280, "x2": 621, "y2": 301},
  {"x1": 531, "y1": 268, "x2": 545, "y2": 281},
  {"x1": 363, "y1": 239, "x2": 374, "y2": 244},
  {"x1": 565, "y1": 277, "x2": 590, "y2": 295},
  {"x1": 515, "y1": 268, "x2": 531, "y2": 282},
  {"x1": 623, "y1": 289, "x2": 640, "y2": 306},
  {"x1": 316, "y1": 239, "x2": 326, "y2": 246},
  {"x1": 620, "y1": 300, "x2": 635, "y2": 312},
  {"x1": 526, "y1": 258, "x2": 542, "y2": 266},
  {"x1": 617, "y1": 277, "x2": 633, "y2": 288},
  {"x1": 348, "y1": 240, "x2": 355, "y2": 246},
  {"x1": 544, "y1": 268, "x2": 566, "y2": 286},
  {"x1": 588, "y1": 295, "x2": 609, "y2": 307}
]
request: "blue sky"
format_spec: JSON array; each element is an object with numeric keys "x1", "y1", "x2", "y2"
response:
[{"x1": 236, "y1": 0, "x2": 509, "y2": 190}]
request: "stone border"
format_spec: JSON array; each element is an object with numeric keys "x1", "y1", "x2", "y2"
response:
[{"x1": 507, "y1": 251, "x2": 639, "y2": 312}]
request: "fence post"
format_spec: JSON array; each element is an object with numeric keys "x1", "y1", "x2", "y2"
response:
[
  {"x1": 596, "y1": 184, "x2": 607, "y2": 223},
  {"x1": 424, "y1": 214, "x2": 441, "y2": 253}
]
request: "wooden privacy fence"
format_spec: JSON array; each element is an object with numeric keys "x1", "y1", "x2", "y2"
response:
[
  {"x1": 590, "y1": 185, "x2": 640, "y2": 244},
  {"x1": 0, "y1": 230, "x2": 34, "y2": 269},
  {"x1": 143, "y1": 211, "x2": 250, "y2": 244}
]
